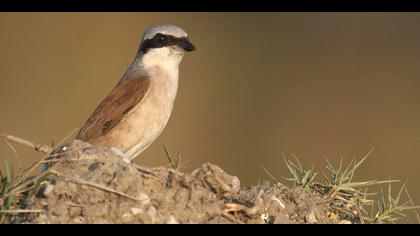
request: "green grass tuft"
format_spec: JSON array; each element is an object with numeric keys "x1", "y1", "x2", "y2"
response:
[
  {"x1": 0, "y1": 159, "x2": 17, "y2": 223},
  {"x1": 261, "y1": 148, "x2": 419, "y2": 224},
  {"x1": 163, "y1": 146, "x2": 184, "y2": 170},
  {"x1": 374, "y1": 181, "x2": 420, "y2": 223},
  {"x1": 282, "y1": 155, "x2": 316, "y2": 192}
]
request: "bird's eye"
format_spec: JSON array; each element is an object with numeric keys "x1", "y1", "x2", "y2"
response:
[{"x1": 156, "y1": 35, "x2": 166, "y2": 43}]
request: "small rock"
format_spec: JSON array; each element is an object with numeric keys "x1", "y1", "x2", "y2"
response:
[
  {"x1": 88, "y1": 160, "x2": 102, "y2": 171},
  {"x1": 339, "y1": 220, "x2": 352, "y2": 224},
  {"x1": 130, "y1": 207, "x2": 143, "y2": 215},
  {"x1": 305, "y1": 212, "x2": 318, "y2": 224},
  {"x1": 231, "y1": 176, "x2": 241, "y2": 193},
  {"x1": 72, "y1": 216, "x2": 84, "y2": 224},
  {"x1": 261, "y1": 213, "x2": 274, "y2": 224},
  {"x1": 68, "y1": 206, "x2": 82, "y2": 218},
  {"x1": 138, "y1": 192, "x2": 150, "y2": 205},
  {"x1": 167, "y1": 215, "x2": 179, "y2": 224},
  {"x1": 147, "y1": 206, "x2": 157, "y2": 218},
  {"x1": 43, "y1": 184, "x2": 54, "y2": 196},
  {"x1": 328, "y1": 212, "x2": 339, "y2": 221},
  {"x1": 122, "y1": 213, "x2": 133, "y2": 222}
]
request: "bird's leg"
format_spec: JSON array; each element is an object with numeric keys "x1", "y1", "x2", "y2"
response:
[{"x1": 111, "y1": 147, "x2": 131, "y2": 164}]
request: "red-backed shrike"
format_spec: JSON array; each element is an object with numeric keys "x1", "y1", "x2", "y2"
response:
[{"x1": 75, "y1": 24, "x2": 195, "y2": 161}]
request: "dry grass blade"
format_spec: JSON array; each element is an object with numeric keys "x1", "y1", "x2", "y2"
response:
[
  {"x1": 404, "y1": 188, "x2": 420, "y2": 224},
  {"x1": 4, "y1": 138, "x2": 21, "y2": 170},
  {"x1": 260, "y1": 165, "x2": 281, "y2": 183},
  {"x1": 339, "y1": 180, "x2": 399, "y2": 193},
  {"x1": 0, "y1": 133, "x2": 53, "y2": 154}
]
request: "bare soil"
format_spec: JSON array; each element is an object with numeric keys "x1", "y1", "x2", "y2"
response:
[{"x1": 17, "y1": 140, "x2": 343, "y2": 224}]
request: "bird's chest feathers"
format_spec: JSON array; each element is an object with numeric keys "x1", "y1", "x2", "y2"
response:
[
  {"x1": 117, "y1": 69, "x2": 178, "y2": 156},
  {"x1": 139, "y1": 49, "x2": 181, "y2": 107},
  {"x1": 123, "y1": 62, "x2": 179, "y2": 131},
  {"x1": 146, "y1": 70, "x2": 179, "y2": 107}
]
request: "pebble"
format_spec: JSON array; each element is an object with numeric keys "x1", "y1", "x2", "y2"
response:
[{"x1": 305, "y1": 212, "x2": 318, "y2": 224}]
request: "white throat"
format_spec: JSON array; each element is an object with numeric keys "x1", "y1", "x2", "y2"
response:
[{"x1": 139, "y1": 47, "x2": 184, "y2": 77}]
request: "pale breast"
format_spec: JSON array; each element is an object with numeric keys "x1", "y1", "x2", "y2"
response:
[{"x1": 95, "y1": 69, "x2": 179, "y2": 159}]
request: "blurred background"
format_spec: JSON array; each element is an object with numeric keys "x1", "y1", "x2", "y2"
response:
[{"x1": 1, "y1": 13, "x2": 420, "y2": 218}]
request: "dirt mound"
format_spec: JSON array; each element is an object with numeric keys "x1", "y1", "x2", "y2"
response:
[{"x1": 18, "y1": 140, "x2": 340, "y2": 224}]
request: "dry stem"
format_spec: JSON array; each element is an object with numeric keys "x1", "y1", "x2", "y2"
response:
[{"x1": 1, "y1": 133, "x2": 53, "y2": 154}]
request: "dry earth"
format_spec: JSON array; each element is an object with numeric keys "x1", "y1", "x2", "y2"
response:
[{"x1": 16, "y1": 140, "x2": 345, "y2": 224}]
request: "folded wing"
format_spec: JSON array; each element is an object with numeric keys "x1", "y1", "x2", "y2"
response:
[{"x1": 76, "y1": 75, "x2": 151, "y2": 144}]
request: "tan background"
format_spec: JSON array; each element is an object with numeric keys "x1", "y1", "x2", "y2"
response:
[{"x1": 1, "y1": 13, "x2": 420, "y2": 218}]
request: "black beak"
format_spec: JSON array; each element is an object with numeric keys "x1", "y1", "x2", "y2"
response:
[{"x1": 179, "y1": 39, "x2": 196, "y2": 52}]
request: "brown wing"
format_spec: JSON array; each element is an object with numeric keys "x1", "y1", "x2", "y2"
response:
[{"x1": 75, "y1": 75, "x2": 150, "y2": 143}]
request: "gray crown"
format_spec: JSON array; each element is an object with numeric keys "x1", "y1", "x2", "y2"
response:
[{"x1": 141, "y1": 24, "x2": 189, "y2": 41}]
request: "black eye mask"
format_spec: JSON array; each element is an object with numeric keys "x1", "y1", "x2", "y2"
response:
[{"x1": 139, "y1": 33, "x2": 195, "y2": 53}]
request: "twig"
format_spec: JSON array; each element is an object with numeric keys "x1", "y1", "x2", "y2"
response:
[
  {"x1": 1, "y1": 133, "x2": 53, "y2": 154},
  {"x1": 0, "y1": 209, "x2": 43, "y2": 214},
  {"x1": 133, "y1": 163, "x2": 157, "y2": 176},
  {"x1": 50, "y1": 170, "x2": 143, "y2": 202},
  {"x1": 3, "y1": 129, "x2": 78, "y2": 197}
]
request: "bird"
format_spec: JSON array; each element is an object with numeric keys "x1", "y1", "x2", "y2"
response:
[{"x1": 75, "y1": 24, "x2": 195, "y2": 161}]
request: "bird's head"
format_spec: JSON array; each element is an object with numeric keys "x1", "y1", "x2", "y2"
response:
[{"x1": 138, "y1": 24, "x2": 195, "y2": 70}]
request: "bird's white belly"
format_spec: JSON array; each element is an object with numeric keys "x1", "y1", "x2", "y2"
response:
[
  {"x1": 124, "y1": 72, "x2": 178, "y2": 159},
  {"x1": 123, "y1": 104, "x2": 173, "y2": 159}
]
